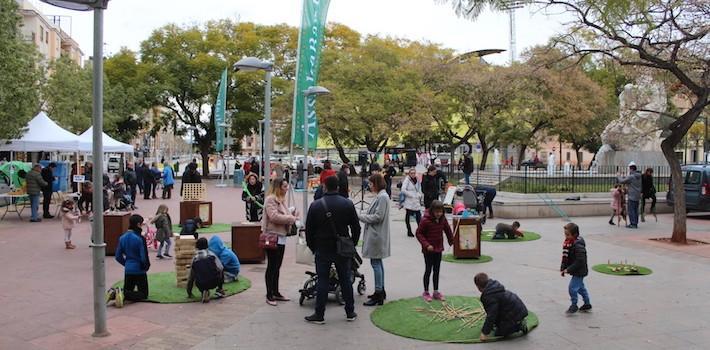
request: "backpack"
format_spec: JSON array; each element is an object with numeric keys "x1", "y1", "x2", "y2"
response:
[{"x1": 192, "y1": 255, "x2": 221, "y2": 289}]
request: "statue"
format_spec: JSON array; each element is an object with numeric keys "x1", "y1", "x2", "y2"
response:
[
  {"x1": 492, "y1": 149, "x2": 501, "y2": 174},
  {"x1": 547, "y1": 153, "x2": 556, "y2": 175}
]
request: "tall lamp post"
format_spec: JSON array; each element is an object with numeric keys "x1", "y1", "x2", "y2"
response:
[
  {"x1": 302, "y1": 86, "x2": 330, "y2": 219},
  {"x1": 39, "y1": 0, "x2": 110, "y2": 337},
  {"x1": 234, "y1": 57, "x2": 273, "y2": 194}
]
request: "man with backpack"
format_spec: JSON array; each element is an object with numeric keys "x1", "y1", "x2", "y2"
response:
[
  {"x1": 187, "y1": 237, "x2": 226, "y2": 303},
  {"x1": 124, "y1": 163, "x2": 138, "y2": 204}
]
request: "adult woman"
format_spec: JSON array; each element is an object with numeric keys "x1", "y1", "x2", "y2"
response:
[
  {"x1": 401, "y1": 168, "x2": 423, "y2": 237},
  {"x1": 162, "y1": 162, "x2": 175, "y2": 199},
  {"x1": 359, "y1": 173, "x2": 391, "y2": 306},
  {"x1": 242, "y1": 173, "x2": 264, "y2": 222},
  {"x1": 262, "y1": 178, "x2": 299, "y2": 306}
]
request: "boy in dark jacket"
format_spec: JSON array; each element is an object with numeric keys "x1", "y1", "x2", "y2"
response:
[
  {"x1": 108, "y1": 215, "x2": 150, "y2": 308},
  {"x1": 421, "y1": 165, "x2": 447, "y2": 209},
  {"x1": 475, "y1": 272, "x2": 528, "y2": 341},
  {"x1": 560, "y1": 222, "x2": 591, "y2": 314},
  {"x1": 415, "y1": 200, "x2": 453, "y2": 302},
  {"x1": 187, "y1": 237, "x2": 225, "y2": 303}
]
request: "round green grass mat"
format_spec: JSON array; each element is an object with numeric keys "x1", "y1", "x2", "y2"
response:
[
  {"x1": 112, "y1": 271, "x2": 250, "y2": 303},
  {"x1": 171, "y1": 223, "x2": 232, "y2": 234},
  {"x1": 442, "y1": 254, "x2": 493, "y2": 264},
  {"x1": 371, "y1": 296, "x2": 538, "y2": 343},
  {"x1": 592, "y1": 264, "x2": 652, "y2": 276},
  {"x1": 481, "y1": 230, "x2": 541, "y2": 242}
]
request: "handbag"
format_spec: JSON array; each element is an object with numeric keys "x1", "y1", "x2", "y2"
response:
[
  {"x1": 320, "y1": 198, "x2": 356, "y2": 258},
  {"x1": 295, "y1": 231, "x2": 315, "y2": 265},
  {"x1": 258, "y1": 232, "x2": 279, "y2": 250}
]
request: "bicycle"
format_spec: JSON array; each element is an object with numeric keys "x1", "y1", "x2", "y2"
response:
[{"x1": 143, "y1": 223, "x2": 159, "y2": 250}]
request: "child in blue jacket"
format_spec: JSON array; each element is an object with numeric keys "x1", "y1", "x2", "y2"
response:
[
  {"x1": 208, "y1": 235, "x2": 240, "y2": 282},
  {"x1": 107, "y1": 214, "x2": 150, "y2": 307}
]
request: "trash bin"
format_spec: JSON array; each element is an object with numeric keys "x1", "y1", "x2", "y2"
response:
[{"x1": 233, "y1": 169, "x2": 244, "y2": 187}]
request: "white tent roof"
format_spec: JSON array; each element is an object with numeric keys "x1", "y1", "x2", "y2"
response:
[
  {"x1": 78, "y1": 127, "x2": 134, "y2": 153},
  {"x1": 0, "y1": 112, "x2": 83, "y2": 152}
]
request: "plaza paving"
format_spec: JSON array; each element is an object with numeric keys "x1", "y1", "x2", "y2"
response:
[{"x1": 0, "y1": 180, "x2": 709, "y2": 349}]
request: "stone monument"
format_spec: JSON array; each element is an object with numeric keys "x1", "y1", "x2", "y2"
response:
[{"x1": 595, "y1": 76, "x2": 669, "y2": 169}]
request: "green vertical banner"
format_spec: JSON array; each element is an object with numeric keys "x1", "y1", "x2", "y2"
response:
[
  {"x1": 215, "y1": 68, "x2": 227, "y2": 152},
  {"x1": 292, "y1": 0, "x2": 331, "y2": 148}
]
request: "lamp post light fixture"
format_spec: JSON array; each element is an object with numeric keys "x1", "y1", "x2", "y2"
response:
[
  {"x1": 39, "y1": 0, "x2": 110, "y2": 338},
  {"x1": 302, "y1": 86, "x2": 331, "y2": 219},
  {"x1": 234, "y1": 57, "x2": 274, "y2": 193}
]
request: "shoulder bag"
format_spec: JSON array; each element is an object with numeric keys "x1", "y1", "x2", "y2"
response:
[{"x1": 320, "y1": 198, "x2": 356, "y2": 258}]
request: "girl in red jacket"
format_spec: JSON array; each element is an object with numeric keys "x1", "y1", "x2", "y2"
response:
[{"x1": 416, "y1": 200, "x2": 453, "y2": 302}]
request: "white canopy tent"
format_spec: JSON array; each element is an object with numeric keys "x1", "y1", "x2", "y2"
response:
[
  {"x1": 0, "y1": 112, "x2": 85, "y2": 152},
  {"x1": 78, "y1": 127, "x2": 133, "y2": 153}
]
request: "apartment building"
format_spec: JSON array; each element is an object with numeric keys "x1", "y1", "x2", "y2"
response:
[{"x1": 16, "y1": 0, "x2": 83, "y2": 66}]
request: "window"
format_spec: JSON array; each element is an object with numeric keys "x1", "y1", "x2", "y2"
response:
[
  {"x1": 686, "y1": 171, "x2": 701, "y2": 185},
  {"x1": 566, "y1": 152, "x2": 571, "y2": 161},
  {"x1": 31, "y1": 32, "x2": 36, "y2": 42},
  {"x1": 46, "y1": 31, "x2": 49, "y2": 44}
]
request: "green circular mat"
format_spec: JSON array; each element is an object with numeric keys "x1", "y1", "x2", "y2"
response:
[
  {"x1": 481, "y1": 230, "x2": 541, "y2": 242},
  {"x1": 592, "y1": 264, "x2": 652, "y2": 276},
  {"x1": 371, "y1": 296, "x2": 537, "y2": 343},
  {"x1": 442, "y1": 254, "x2": 493, "y2": 264},
  {"x1": 112, "y1": 271, "x2": 250, "y2": 303},
  {"x1": 171, "y1": 223, "x2": 232, "y2": 234}
]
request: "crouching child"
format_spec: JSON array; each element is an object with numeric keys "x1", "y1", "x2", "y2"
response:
[
  {"x1": 208, "y1": 236, "x2": 240, "y2": 283},
  {"x1": 187, "y1": 237, "x2": 226, "y2": 303},
  {"x1": 492, "y1": 221, "x2": 523, "y2": 240},
  {"x1": 474, "y1": 272, "x2": 529, "y2": 341}
]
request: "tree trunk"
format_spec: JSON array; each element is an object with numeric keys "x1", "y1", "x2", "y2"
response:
[
  {"x1": 574, "y1": 146, "x2": 583, "y2": 170},
  {"x1": 662, "y1": 139, "x2": 686, "y2": 244},
  {"x1": 199, "y1": 144, "x2": 210, "y2": 177},
  {"x1": 480, "y1": 148, "x2": 490, "y2": 171},
  {"x1": 516, "y1": 145, "x2": 528, "y2": 170}
]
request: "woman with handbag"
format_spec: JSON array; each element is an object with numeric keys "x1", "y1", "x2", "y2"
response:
[
  {"x1": 401, "y1": 168, "x2": 423, "y2": 237},
  {"x1": 359, "y1": 173, "x2": 391, "y2": 306},
  {"x1": 262, "y1": 177, "x2": 299, "y2": 306}
]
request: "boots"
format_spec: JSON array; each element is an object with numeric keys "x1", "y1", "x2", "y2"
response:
[
  {"x1": 367, "y1": 289, "x2": 386, "y2": 300},
  {"x1": 65, "y1": 241, "x2": 76, "y2": 249},
  {"x1": 363, "y1": 291, "x2": 384, "y2": 306}
]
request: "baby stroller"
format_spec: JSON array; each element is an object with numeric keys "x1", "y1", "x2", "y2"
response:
[
  {"x1": 451, "y1": 185, "x2": 487, "y2": 224},
  {"x1": 115, "y1": 193, "x2": 135, "y2": 211},
  {"x1": 298, "y1": 252, "x2": 367, "y2": 306}
]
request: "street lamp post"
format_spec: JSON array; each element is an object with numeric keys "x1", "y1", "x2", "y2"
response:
[
  {"x1": 40, "y1": 0, "x2": 110, "y2": 338},
  {"x1": 234, "y1": 57, "x2": 273, "y2": 194},
  {"x1": 302, "y1": 86, "x2": 330, "y2": 219}
]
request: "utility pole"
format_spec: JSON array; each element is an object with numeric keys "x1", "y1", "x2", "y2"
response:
[{"x1": 502, "y1": 1, "x2": 524, "y2": 64}]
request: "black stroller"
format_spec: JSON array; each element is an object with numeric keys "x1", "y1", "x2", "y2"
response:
[
  {"x1": 298, "y1": 252, "x2": 367, "y2": 306},
  {"x1": 451, "y1": 184, "x2": 487, "y2": 224}
]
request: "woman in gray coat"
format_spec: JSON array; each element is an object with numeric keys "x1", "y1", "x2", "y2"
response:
[{"x1": 359, "y1": 173, "x2": 390, "y2": 306}]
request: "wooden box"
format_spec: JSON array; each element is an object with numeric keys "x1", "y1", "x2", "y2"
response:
[
  {"x1": 452, "y1": 216, "x2": 482, "y2": 259},
  {"x1": 179, "y1": 201, "x2": 212, "y2": 226},
  {"x1": 231, "y1": 222, "x2": 264, "y2": 263},
  {"x1": 104, "y1": 212, "x2": 130, "y2": 256}
]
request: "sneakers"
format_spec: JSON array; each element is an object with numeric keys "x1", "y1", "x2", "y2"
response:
[
  {"x1": 407, "y1": 232, "x2": 415, "y2": 237},
  {"x1": 520, "y1": 320, "x2": 529, "y2": 335},
  {"x1": 156, "y1": 255, "x2": 164, "y2": 259},
  {"x1": 580, "y1": 304, "x2": 593, "y2": 312},
  {"x1": 105, "y1": 288, "x2": 116, "y2": 305},
  {"x1": 305, "y1": 314, "x2": 325, "y2": 325},
  {"x1": 114, "y1": 288, "x2": 124, "y2": 308},
  {"x1": 432, "y1": 291, "x2": 446, "y2": 301},
  {"x1": 608, "y1": 219, "x2": 615, "y2": 226},
  {"x1": 273, "y1": 294, "x2": 291, "y2": 302},
  {"x1": 201, "y1": 290, "x2": 210, "y2": 303},
  {"x1": 422, "y1": 291, "x2": 433, "y2": 302},
  {"x1": 566, "y1": 305, "x2": 578, "y2": 314},
  {"x1": 266, "y1": 299, "x2": 278, "y2": 306},
  {"x1": 164, "y1": 253, "x2": 172, "y2": 258},
  {"x1": 215, "y1": 289, "x2": 225, "y2": 298},
  {"x1": 346, "y1": 312, "x2": 357, "y2": 322}
]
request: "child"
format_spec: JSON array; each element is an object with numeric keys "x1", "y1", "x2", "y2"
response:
[
  {"x1": 475, "y1": 272, "x2": 529, "y2": 341},
  {"x1": 60, "y1": 199, "x2": 79, "y2": 249},
  {"x1": 187, "y1": 237, "x2": 226, "y2": 303},
  {"x1": 560, "y1": 222, "x2": 591, "y2": 314},
  {"x1": 107, "y1": 214, "x2": 151, "y2": 308},
  {"x1": 492, "y1": 221, "x2": 523, "y2": 240},
  {"x1": 609, "y1": 184, "x2": 625, "y2": 226},
  {"x1": 180, "y1": 217, "x2": 203, "y2": 239},
  {"x1": 151, "y1": 204, "x2": 173, "y2": 259},
  {"x1": 415, "y1": 200, "x2": 453, "y2": 302},
  {"x1": 208, "y1": 235, "x2": 240, "y2": 283}
]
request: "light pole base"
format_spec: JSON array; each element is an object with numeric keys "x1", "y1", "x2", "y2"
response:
[{"x1": 92, "y1": 330, "x2": 110, "y2": 338}]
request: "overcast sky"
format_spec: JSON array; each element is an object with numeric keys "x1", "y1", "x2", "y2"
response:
[{"x1": 33, "y1": 0, "x2": 570, "y2": 66}]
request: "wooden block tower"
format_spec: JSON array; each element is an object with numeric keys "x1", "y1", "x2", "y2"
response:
[{"x1": 174, "y1": 235, "x2": 196, "y2": 288}]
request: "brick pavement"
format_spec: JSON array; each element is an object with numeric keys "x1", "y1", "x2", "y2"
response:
[{"x1": 0, "y1": 181, "x2": 709, "y2": 349}]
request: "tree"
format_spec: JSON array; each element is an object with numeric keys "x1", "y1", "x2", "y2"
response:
[
  {"x1": 42, "y1": 56, "x2": 93, "y2": 133},
  {"x1": 0, "y1": 0, "x2": 42, "y2": 139}
]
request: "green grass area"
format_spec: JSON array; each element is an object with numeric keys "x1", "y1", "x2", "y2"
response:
[
  {"x1": 498, "y1": 181, "x2": 669, "y2": 194},
  {"x1": 370, "y1": 296, "x2": 537, "y2": 343},
  {"x1": 112, "y1": 271, "x2": 250, "y2": 303},
  {"x1": 442, "y1": 254, "x2": 492, "y2": 264},
  {"x1": 481, "y1": 230, "x2": 541, "y2": 242},
  {"x1": 171, "y1": 223, "x2": 232, "y2": 234},
  {"x1": 592, "y1": 264, "x2": 652, "y2": 276}
]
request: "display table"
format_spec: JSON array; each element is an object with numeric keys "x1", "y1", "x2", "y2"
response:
[
  {"x1": 0, "y1": 193, "x2": 28, "y2": 220},
  {"x1": 452, "y1": 216, "x2": 482, "y2": 259},
  {"x1": 231, "y1": 222, "x2": 264, "y2": 263},
  {"x1": 179, "y1": 201, "x2": 213, "y2": 226},
  {"x1": 104, "y1": 212, "x2": 130, "y2": 256}
]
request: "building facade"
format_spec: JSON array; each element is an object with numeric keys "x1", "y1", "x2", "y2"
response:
[{"x1": 16, "y1": 0, "x2": 83, "y2": 66}]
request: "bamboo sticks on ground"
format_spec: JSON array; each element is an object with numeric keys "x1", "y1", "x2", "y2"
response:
[{"x1": 414, "y1": 301, "x2": 488, "y2": 333}]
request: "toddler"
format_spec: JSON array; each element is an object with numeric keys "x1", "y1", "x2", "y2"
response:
[
  {"x1": 60, "y1": 199, "x2": 79, "y2": 249},
  {"x1": 560, "y1": 223, "x2": 592, "y2": 314}
]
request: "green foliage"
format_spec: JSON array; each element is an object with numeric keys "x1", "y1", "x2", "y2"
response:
[
  {"x1": 0, "y1": 0, "x2": 41, "y2": 139},
  {"x1": 42, "y1": 56, "x2": 93, "y2": 133}
]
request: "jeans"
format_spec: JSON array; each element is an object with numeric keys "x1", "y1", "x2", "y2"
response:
[
  {"x1": 628, "y1": 200, "x2": 640, "y2": 226},
  {"x1": 158, "y1": 238, "x2": 172, "y2": 256},
  {"x1": 385, "y1": 178, "x2": 392, "y2": 198},
  {"x1": 464, "y1": 172, "x2": 471, "y2": 185},
  {"x1": 423, "y1": 252, "x2": 442, "y2": 291},
  {"x1": 370, "y1": 258, "x2": 384, "y2": 292},
  {"x1": 143, "y1": 181, "x2": 152, "y2": 200},
  {"x1": 314, "y1": 251, "x2": 354, "y2": 317},
  {"x1": 42, "y1": 190, "x2": 52, "y2": 217},
  {"x1": 405, "y1": 209, "x2": 422, "y2": 235},
  {"x1": 265, "y1": 244, "x2": 285, "y2": 300},
  {"x1": 642, "y1": 194, "x2": 656, "y2": 215},
  {"x1": 123, "y1": 273, "x2": 149, "y2": 301},
  {"x1": 568, "y1": 275, "x2": 590, "y2": 306},
  {"x1": 29, "y1": 194, "x2": 40, "y2": 220},
  {"x1": 128, "y1": 184, "x2": 137, "y2": 204}
]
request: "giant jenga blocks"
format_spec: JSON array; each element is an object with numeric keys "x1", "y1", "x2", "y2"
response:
[{"x1": 174, "y1": 235, "x2": 196, "y2": 288}]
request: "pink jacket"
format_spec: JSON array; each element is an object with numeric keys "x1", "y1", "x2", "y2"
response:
[
  {"x1": 262, "y1": 195, "x2": 296, "y2": 236},
  {"x1": 610, "y1": 188, "x2": 623, "y2": 211},
  {"x1": 61, "y1": 207, "x2": 79, "y2": 230}
]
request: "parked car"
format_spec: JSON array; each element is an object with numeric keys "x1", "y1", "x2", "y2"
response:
[
  {"x1": 520, "y1": 159, "x2": 546, "y2": 169},
  {"x1": 107, "y1": 156, "x2": 121, "y2": 173},
  {"x1": 667, "y1": 164, "x2": 710, "y2": 212},
  {"x1": 314, "y1": 159, "x2": 342, "y2": 174}
]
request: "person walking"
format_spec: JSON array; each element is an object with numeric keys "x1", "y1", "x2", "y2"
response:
[
  {"x1": 296, "y1": 160, "x2": 304, "y2": 189},
  {"x1": 135, "y1": 160, "x2": 145, "y2": 195},
  {"x1": 422, "y1": 165, "x2": 447, "y2": 209},
  {"x1": 337, "y1": 164, "x2": 350, "y2": 198},
  {"x1": 124, "y1": 163, "x2": 138, "y2": 204},
  {"x1": 617, "y1": 163, "x2": 642, "y2": 229},
  {"x1": 262, "y1": 178, "x2": 299, "y2": 306},
  {"x1": 304, "y1": 175, "x2": 361, "y2": 324},
  {"x1": 150, "y1": 162, "x2": 161, "y2": 199},
  {"x1": 161, "y1": 162, "x2": 175, "y2": 199},
  {"x1": 401, "y1": 168, "x2": 423, "y2": 237},
  {"x1": 383, "y1": 160, "x2": 397, "y2": 198},
  {"x1": 26, "y1": 164, "x2": 48, "y2": 222},
  {"x1": 641, "y1": 168, "x2": 657, "y2": 222},
  {"x1": 242, "y1": 173, "x2": 264, "y2": 222},
  {"x1": 142, "y1": 163, "x2": 153, "y2": 200},
  {"x1": 359, "y1": 173, "x2": 391, "y2": 306},
  {"x1": 151, "y1": 204, "x2": 173, "y2": 259},
  {"x1": 40, "y1": 162, "x2": 56, "y2": 219},
  {"x1": 462, "y1": 152, "x2": 474, "y2": 185}
]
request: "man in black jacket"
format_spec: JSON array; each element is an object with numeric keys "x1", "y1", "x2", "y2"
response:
[
  {"x1": 475, "y1": 273, "x2": 529, "y2": 341},
  {"x1": 124, "y1": 163, "x2": 138, "y2": 204},
  {"x1": 422, "y1": 165, "x2": 447, "y2": 209},
  {"x1": 337, "y1": 164, "x2": 350, "y2": 198},
  {"x1": 462, "y1": 152, "x2": 474, "y2": 185},
  {"x1": 41, "y1": 162, "x2": 56, "y2": 219},
  {"x1": 304, "y1": 175, "x2": 361, "y2": 324},
  {"x1": 180, "y1": 162, "x2": 203, "y2": 197},
  {"x1": 560, "y1": 222, "x2": 591, "y2": 314}
]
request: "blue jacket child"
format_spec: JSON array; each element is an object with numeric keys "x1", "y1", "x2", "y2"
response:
[
  {"x1": 114, "y1": 214, "x2": 151, "y2": 302},
  {"x1": 208, "y1": 236, "x2": 240, "y2": 282}
]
